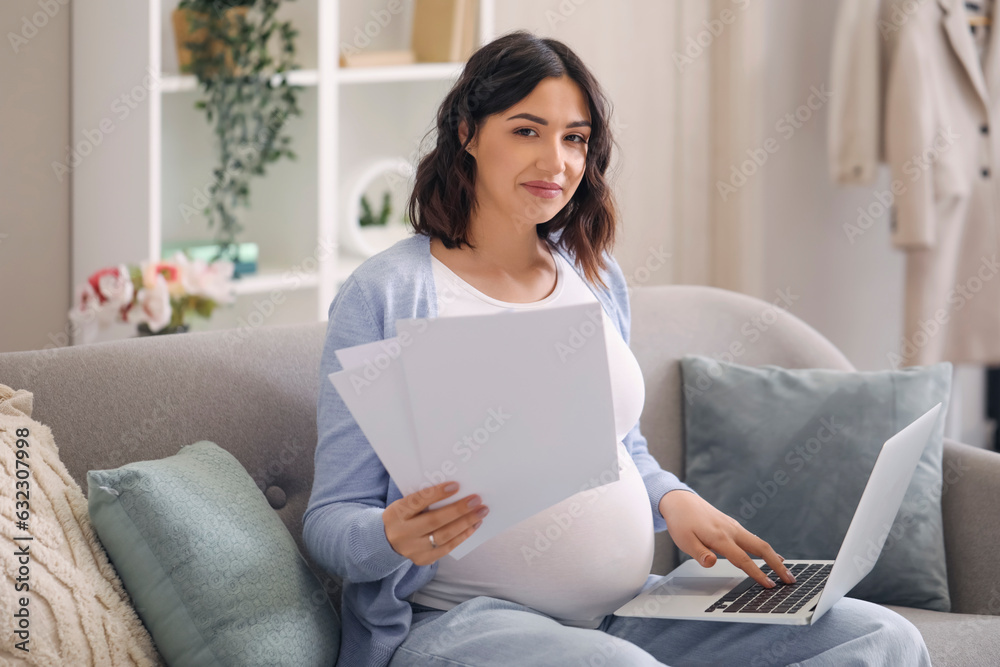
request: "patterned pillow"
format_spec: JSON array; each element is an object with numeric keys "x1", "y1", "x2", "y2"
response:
[
  {"x1": 87, "y1": 440, "x2": 340, "y2": 666},
  {"x1": 0, "y1": 384, "x2": 163, "y2": 666}
]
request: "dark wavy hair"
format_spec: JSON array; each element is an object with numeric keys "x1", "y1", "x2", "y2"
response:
[{"x1": 406, "y1": 29, "x2": 621, "y2": 291}]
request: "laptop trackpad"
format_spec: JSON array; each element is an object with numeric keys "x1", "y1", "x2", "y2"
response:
[{"x1": 652, "y1": 577, "x2": 742, "y2": 596}]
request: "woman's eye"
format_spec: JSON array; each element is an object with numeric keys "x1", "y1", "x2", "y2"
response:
[
  {"x1": 567, "y1": 134, "x2": 588, "y2": 144},
  {"x1": 514, "y1": 128, "x2": 588, "y2": 144},
  {"x1": 514, "y1": 128, "x2": 537, "y2": 137}
]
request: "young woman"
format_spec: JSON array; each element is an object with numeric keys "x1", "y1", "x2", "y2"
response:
[{"x1": 303, "y1": 30, "x2": 931, "y2": 667}]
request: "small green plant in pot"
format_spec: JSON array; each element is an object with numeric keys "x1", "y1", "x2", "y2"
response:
[
  {"x1": 174, "y1": 0, "x2": 303, "y2": 273},
  {"x1": 359, "y1": 192, "x2": 393, "y2": 227}
]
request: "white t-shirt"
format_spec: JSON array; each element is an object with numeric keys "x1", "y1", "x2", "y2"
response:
[{"x1": 407, "y1": 247, "x2": 654, "y2": 628}]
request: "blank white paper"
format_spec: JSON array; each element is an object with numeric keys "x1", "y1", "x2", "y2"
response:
[{"x1": 395, "y1": 301, "x2": 619, "y2": 560}]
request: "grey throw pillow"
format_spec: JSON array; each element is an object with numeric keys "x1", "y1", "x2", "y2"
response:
[
  {"x1": 679, "y1": 355, "x2": 952, "y2": 612},
  {"x1": 88, "y1": 441, "x2": 340, "y2": 666}
]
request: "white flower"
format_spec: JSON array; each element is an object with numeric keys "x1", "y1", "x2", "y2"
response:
[
  {"x1": 127, "y1": 273, "x2": 172, "y2": 333},
  {"x1": 94, "y1": 264, "x2": 134, "y2": 325},
  {"x1": 182, "y1": 256, "x2": 236, "y2": 304},
  {"x1": 68, "y1": 282, "x2": 103, "y2": 345}
]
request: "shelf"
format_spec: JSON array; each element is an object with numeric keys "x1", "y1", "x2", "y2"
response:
[
  {"x1": 230, "y1": 269, "x2": 319, "y2": 296},
  {"x1": 226, "y1": 251, "x2": 367, "y2": 296},
  {"x1": 337, "y1": 61, "x2": 464, "y2": 84},
  {"x1": 160, "y1": 68, "x2": 319, "y2": 93},
  {"x1": 159, "y1": 62, "x2": 464, "y2": 93},
  {"x1": 71, "y1": 0, "x2": 495, "y2": 341}
]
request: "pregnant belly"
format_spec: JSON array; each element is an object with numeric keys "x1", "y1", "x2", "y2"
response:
[{"x1": 417, "y1": 442, "x2": 655, "y2": 626}]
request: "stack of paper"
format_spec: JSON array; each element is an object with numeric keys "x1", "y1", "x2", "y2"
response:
[{"x1": 328, "y1": 301, "x2": 620, "y2": 560}]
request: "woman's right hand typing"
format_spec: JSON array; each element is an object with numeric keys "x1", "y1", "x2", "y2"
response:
[{"x1": 383, "y1": 482, "x2": 490, "y2": 565}]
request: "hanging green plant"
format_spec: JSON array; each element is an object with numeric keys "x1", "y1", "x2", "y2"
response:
[{"x1": 174, "y1": 0, "x2": 303, "y2": 271}]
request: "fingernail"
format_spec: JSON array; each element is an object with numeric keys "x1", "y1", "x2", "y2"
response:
[
  {"x1": 444, "y1": 482, "x2": 459, "y2": 492},
  {"x1": 766, "y1": 580, "x2": 776, "y2": 588},
  {"x1": 785, "y1": 568, "x2": 796, "y2": 582},
  {"x1": 476, "y1": 506, "x2": 489, "y2": 518}
]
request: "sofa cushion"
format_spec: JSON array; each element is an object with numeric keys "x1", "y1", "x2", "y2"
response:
[
  {"x1": 87, "y1": 440, "x2": 339, "y2": 667},
  {"x1": 679, "y1": 355, "x2": 952, "y2": 612},
  {"x1": 0, "y1": 384, "x2": 163, "y2": 665}
]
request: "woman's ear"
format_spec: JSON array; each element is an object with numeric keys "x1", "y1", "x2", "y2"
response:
[{"x1": 458, "y1": 120, "x2": 476, "y2": 158}]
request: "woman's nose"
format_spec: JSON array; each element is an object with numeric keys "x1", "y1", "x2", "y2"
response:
[{"x1": 535, "y1": 137, "x2": 567, "y2": 174}]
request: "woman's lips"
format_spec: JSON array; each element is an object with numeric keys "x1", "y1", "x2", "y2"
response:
[{"x1": 522, "y1": 183, "x2": 562, "y2": 199}]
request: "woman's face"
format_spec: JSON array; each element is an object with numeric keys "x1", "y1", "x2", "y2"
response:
[{"x1": 462, "y1": 75, "x2": 592, "y2": 227}]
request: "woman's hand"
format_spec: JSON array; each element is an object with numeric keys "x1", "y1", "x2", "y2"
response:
[
  {"x1": 383, "y1": 481, "x2": 490, "y2": 566},
  {"x1": 658, "y1": 489, "x2": 795, "y2": 588}
]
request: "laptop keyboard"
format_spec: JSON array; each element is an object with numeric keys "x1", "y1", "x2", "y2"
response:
[{"x1": 704, "y1": 563, "x2": 832, "y2": 614}]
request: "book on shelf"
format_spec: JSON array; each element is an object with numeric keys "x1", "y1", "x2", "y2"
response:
[
  {"x1": 411, "y1": 0, "x2": 478, "y2": 63},
  {"x1": 339, "y1": 49, "x2": 416, "y2": 68},
  {"x1": 161, "y1": 241, "x2": 259, "y2": 277}
]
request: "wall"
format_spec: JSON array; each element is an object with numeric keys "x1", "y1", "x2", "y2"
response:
[
  {"x1": 494, "y1": 0, "x2": 678, "y2": 280},
  {"x1": 0, "y1": 0, "x2": 71, "y2": 353},
  {"x1": 756, "y1": 0, "x2": 986, "y2": 445},
  {"x1": 0, "y1": 0, "x2": 988, "y2": 446}
]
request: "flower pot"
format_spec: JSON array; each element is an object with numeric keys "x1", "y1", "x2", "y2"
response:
[
  {"x1": 137, "y1": 323, "x2": 190, "y2": 337},
  {"x1": 171, "y1": 6, "x2": 250, "y2": 77}
]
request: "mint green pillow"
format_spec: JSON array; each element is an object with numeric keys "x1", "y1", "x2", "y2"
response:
[
  {"x1": 87, "y1": 441, "x2": 339, "y2": 666},
  {"x1": 679, "y1": 355, "x2": 952, "y2": 612}
]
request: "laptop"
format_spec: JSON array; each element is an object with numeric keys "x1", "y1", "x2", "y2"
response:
[{"x1": 613, "y1": 402, "x2": 943, "y2": 625}]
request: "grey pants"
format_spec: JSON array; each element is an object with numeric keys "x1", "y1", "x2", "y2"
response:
[{"x1": 389, "y1": 583, "x2": 930, "y2": 666}]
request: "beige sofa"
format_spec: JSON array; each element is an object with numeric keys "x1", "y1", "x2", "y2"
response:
[{"x1": 1, "y1": 284, "x2": 998, "y2": 665}]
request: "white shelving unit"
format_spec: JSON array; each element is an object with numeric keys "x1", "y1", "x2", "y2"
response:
[{"x1": 71, "y1": 0, "x2": 494, "y2": 342}]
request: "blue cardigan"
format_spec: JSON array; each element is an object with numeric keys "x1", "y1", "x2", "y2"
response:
[{"x1": 303, "y1": 230, "x2": 695, "y2": 667}]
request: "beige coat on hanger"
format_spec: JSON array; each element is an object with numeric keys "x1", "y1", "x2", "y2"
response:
[
  {"x1": 827, "y1": 0, "x2": 909, "y2": 185},
  {"x1": 884, "y1": 0, "x2": 1000, "y2": 367}
]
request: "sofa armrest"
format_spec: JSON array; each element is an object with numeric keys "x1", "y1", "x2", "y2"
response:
[{"x1": 941, "y1": 438, "x2": 1000, "y2": 615}]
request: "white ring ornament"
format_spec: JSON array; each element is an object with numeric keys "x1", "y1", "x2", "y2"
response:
[{"x1": 341, "y1": 157, "x2": 416, "y2": 258}]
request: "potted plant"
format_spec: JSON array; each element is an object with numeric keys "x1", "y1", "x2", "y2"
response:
[
  {"x1": 172, "y1": 0, "x2": 303, "y2": 273},
  {"x1": 342, "y1": 157, "x2": 416, "y2": 257},
  {"x1": 69, "y1": 254, "x2": 236, "y2": 344},
  {"x1": 172, "y1": 0, "x2": 254, "y2": 77}
]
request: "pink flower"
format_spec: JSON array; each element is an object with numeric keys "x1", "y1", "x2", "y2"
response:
[
  {"x1": 127, "y1": 273, "x2": 172, "y2": 333},
  {"x1": 142, "y1": 258, "x2": 185, "y2": 299},
  {"x1": 172, "y1": 251, "x2": 235, "y2": 304}
]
